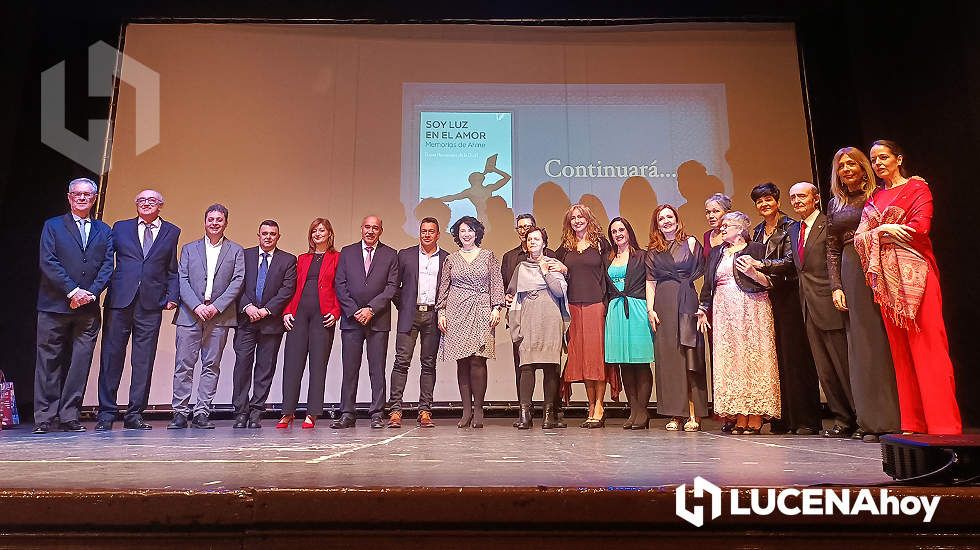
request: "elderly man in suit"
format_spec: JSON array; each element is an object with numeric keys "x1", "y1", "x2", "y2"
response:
[
  {"x1": 168, "y1": 204, "x2": 244, "y2": 430},
  {"x1": 231, "y1": 220, "x2": 296, "y2": 429},
  {"x1": 386, "y1": 217, "x2": 448, "y2": 428},
  {"x1": 332, "y1": 215, "x2": 399, "y2": 429},
  {"x1": 788, "y1": 182, "x2": 855, "y2": 438},
  {"x1": 95, "y1": 189, "x2": 180, "y2": 431},
  {"x1": 33, "y1": 178, "x2": 114, "y2": 434}
]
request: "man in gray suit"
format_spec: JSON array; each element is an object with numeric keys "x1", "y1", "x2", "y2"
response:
[
  {"x1": 787, "y1": 182, "x2": 855, "y2": 438},
  {"x1": 168, "y1": 204, "x2": 245, "y2": 429}
]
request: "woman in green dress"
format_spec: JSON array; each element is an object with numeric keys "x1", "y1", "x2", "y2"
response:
[{"x1": 604, "y1": 217, "x2": 655, "y2": 429}]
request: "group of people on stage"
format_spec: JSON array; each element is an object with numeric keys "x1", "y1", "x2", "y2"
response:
[{"x1": 34, "y1": 139, "x2": 962, "y2": 439}]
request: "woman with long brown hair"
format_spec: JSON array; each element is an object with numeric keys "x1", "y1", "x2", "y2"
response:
[
  {"x1": 278, "y1": 218, "x2": 340, "y2": 429},
  {"x1": 556, "y1": 204, "x2": 619, "y2": 428},
  {"x1": 646, "y1": 205, "x2": 708, "y2": 432}
]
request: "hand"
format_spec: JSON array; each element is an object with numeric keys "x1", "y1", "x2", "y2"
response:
[
  {"x1": 69, "y1": 294, "x2": 85, "y2": 310},
  {"x1": 354, "y1": 307, "x2": 373, "y2": 325},
  {"x1": 734, "y1": 256, "x2": 757, "y2": 276},
  {"x1": 194, "y1": 304, "x2": 210, "y2": 321},
  {"x1": 832, "y1": 289, "x2": 848, "y2": 311},
  {"x1": 505, "y1": 293, "x2": 514, "y2": 307},
  {"x1": 550, "y1": 259, "x2": 568, "y2": 275},
  {"x1": 164, "y1": 301, "x2": 177, "y2": 310},
  {"x1": 438, "y1": 314, "x2": 447, "y2": 334},
  {"x1": 283, "y1": 313, "x2": 295, "y2": 331},
  {"x1": 489, "y1": 308, "x2": 501, "y2": 328},
  {"x1": 322, "y1": 313, "x2": 336, "y2": 328},
  {"x1": 648, "y1": 309, "x2": 660, "y2": 332},
  {"x1": 878, "y1": 223, "x2": 915, "y2": 244},
  {"x1": 244, "y1": 304, "x2": 262, "y2": 322},
  {"x1": 204, "y1": 304, "x2": 220, "y2": 320},
  {"x1": 696, "y1": 309, "x2": 711, "y2": 332}
]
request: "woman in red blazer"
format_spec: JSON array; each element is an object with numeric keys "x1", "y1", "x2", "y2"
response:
[{"x1": 278, "y1": 218, "x2": 342, "y2": 429}]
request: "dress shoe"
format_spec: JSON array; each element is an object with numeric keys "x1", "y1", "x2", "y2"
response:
[
  {"x1": 371, "y1": 414, "x2": 385, "y2": 429},
  {"x1": 302, "y1": 415, "x2": 317, "y2": 429},
  {"x1": 417, "y1": 410, "x2": 435, "y2": 428},
  {"x1": 768, "y1": 420, "x2": 789, "y2": 435},
  {"x1": 61, "y1": 420, "x2": 86, "y2": 432},
  {"x1": 247, "y1": 412, "x2": 262, "y2": 429},
  {"x1": 851, "y1": 428, "x2": 868, "y2": 440},
  {"x1": 276, "y1": 414, "x2": 294, "y2": 429},
  {"x1": 862, "y1": 433, "x2": 881, "y2": 443},
  {"x1": 232, "y1": 414, "x2": 248, "y2": 429},
  {"x1": 794, "y1": 426, "x2": 820, "y2": 436},
  {"x1": 168, "y1": 413, "x2": 188, "y2": 429},
  {"x1": 515, "y1": 404, "x2": 533, "y2": 430},
  {"x1": 32, "y1": 422, "x2": 51, "y2": 435},
  {"x1": 330, "y1": 414, "x2": 356, "y2": 429},
  {"x1": 94, "y1": 420, "x2": 113, "y2": 432},
  {"x1": 123, "y1": 418, "x2": 153, "y2": 430},
  {"x1": 387, "y1": 411, "x2": 402, "y2": 429},
  {"x1": 191, "y1": 414, "x2": 215, "y2": 429},
  {"x1": 821, "y1": 424, "x2": 853, "y2": 438},
  {"x1": 541, "y1": 404, "x2": 566, "y2": 429},
  {"x1": 721, "y1": 420, "x2": 735, "y2": 433}
]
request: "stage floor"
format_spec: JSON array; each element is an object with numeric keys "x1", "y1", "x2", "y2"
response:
[{"x1": 0, "y1": 417, "x2": 891, "y2": 490}]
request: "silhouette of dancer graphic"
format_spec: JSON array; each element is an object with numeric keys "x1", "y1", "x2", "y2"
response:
[{"x1": 430, "y1": 154, "x2": 512, "y2": 226}]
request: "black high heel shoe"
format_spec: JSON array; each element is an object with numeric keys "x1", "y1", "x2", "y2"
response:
[{"x1": 730, "y1": 425, "x2": 746, "y2": 435}]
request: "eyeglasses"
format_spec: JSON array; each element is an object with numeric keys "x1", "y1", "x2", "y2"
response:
[
  {"x1": 135, "y1": 198, "x2": 162, "y2": 205},
  {"x1": 69, "y1": 192, "x2": 95, "y2": 199}
]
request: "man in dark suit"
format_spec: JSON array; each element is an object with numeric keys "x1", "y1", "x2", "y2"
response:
[
  {"x1": 332, "y1": 215, "x2": 399, "y2": 429},
  {"x1": 95, "y1": 189, "x2": 180, "y2": 431},
  {"x1": 34, "y1": 178, "x2": 114, "y2": 434},
  {"x1": 788, "y1": 182, "x2": 855, "y2": 437},
  {"x1": 231, "y1": 220, "x2": 296, "y2": 429},
  {"x1": 386, "y1": 217, "x2": 448, "y2": 428},
  {"x1": 169, "y1": 204, "x2": 245, "y2": 430}
]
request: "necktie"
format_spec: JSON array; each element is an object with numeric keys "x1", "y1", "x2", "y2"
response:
[
  {"x1": 797, "y1": 221, "x2": 807, "y2": 262},
  {"x1": 364, "y1": 246, "x2": 374, "y2": 275},
  {"x1": 142, "y1": 222, "x2": 154, "y2": 257},
  {"x1": 77, "y1": 219, "x2": 89, "y2": 249},
  {"x1": 257, "y1": 252, "x2": 270, "y2": 302}
]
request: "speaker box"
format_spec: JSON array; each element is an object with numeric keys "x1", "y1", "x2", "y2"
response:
[{"x1": 881, "y1": 434, "x2": 980, "y2": 483}]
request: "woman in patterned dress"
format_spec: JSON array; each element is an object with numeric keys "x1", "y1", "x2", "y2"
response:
[
  {"x1": 437, "y1": 216, "x2": 506, "y2": 428},
  {"x1": 696, "y1": 212, "x2": 781, "y2": 435}
]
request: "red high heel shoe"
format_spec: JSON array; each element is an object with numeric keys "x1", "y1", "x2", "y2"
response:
[
  {"x1": 276, "y1": 414, "x2": 294, "y2": 429},
  {"x1": 301, "y1": 415, "x2": 316, "y2": 429}
]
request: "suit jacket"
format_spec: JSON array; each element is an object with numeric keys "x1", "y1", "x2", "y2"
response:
[
  {"x1": 334, "y1": 241, "x2": 399, "y2": 331},
  {"x1": 105, "y1": 217, "x2": 180, "y2": 310},
  {"x1": 790, "y1": 212, "x2": 845, "y2": 331},
  {"x1": 283, "y1": 251, "x2": 341, "y2": 319},
  {"x1": 699, "y1": 241, "x2": 769, "y2": 313},
  {"x1": 37, "y1": 213, "x2": 114, "y2": 314},
  {"x1": 753, "y1": 213, "x2": 798, "y2": 292},
  {"x1": 174, "y1": 237, "x2": 245, "y2": 327},
  {"x1": 237, "y1": 247, "x2": 297, "y2": 334},
  {"x1": 393, "y1": 245, "x2": 448, "y2": 333}
]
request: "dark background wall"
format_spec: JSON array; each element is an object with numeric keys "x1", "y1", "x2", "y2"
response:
[{"x1": 2, "y1": 1, "x2": 977, "y2": 426}]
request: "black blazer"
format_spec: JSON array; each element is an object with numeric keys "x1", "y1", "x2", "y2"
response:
[
  {"x1": 790, "y1": 213, "x2": 845, "y2": 331},
  {"x1": 699, "y1": 241, "x2": 769, "y2": 313},
  {"x1": 334, "y1": 241, "x2": 399, "y2": 331},
  {"x1": 37, "y1": 214, "x2": 114, "y2": 314},
  {"x1": 105, "y1": 217, "x2": 180, "y2": 310},
  {"x1": 237, "y1": 247, "x2": 298, "y2": 334},
  {"x1": 393, "y1": 245, "x2": 449, "y2": 334},
  {"x1": 604, "y1": 250, "x2": 646, "y2": 318},
  {"x1": 753, "y1": 213, "x2": 798, "y2": 291}
]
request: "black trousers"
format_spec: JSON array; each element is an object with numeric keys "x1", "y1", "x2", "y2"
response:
[
  {"x1": 340, "y1": 326, "x2": 389, "y2": 416},
  {"x1": 388, "y1": 309, "x2": 438, "y2": 412},
  {"x1": 805, "y1": 311, "x2": 855, "y2": 427},
  {"x1": 770, "y1": 287, "x2": 822, "y2": 429},
  {"x1": 281, "y1": 309, "x2": 336, "y2": 417},
  {"x1": 35, "y1": 309, "x2": 100, "y2": 423},
  {"x1": 97, "y1": 295, "x2": 163, "y2": 422},
  {"x1": 232, "y1": 323, "x2": 285, "y2": 416}
]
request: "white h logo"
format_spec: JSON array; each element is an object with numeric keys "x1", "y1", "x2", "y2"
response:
[{"x1": 675, "y1": 476, "x2": 723, "y2": 527}]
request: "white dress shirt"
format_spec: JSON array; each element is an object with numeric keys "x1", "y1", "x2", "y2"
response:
[
  {"x1": 138, "y1": 216, "x2": 162, "y2": 249},
  {"x1": 801, "y1": 209, "x2": 820, "y2": 248},
  {"x1": 204, "y1": 237, "x2": 225, "y2": 301},
  {"x1": 67, "y1": 213, "x2": 92, "y2": 298},
  {"x1": 417, "y1": 246, "x2": 440, "y2": 305}
]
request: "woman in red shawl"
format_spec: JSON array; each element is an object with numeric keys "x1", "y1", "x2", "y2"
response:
[{"x1": 853, "y1": 140, "x2": 961, "y2": 435}]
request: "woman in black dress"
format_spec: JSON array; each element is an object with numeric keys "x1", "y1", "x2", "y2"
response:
[{"x1": 826, "y1": 146, "x2": 901, "y2": 442}]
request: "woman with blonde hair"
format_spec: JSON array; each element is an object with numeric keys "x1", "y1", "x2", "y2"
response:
[{"x1": 556, "y1": 203, "x2": 619, "y2": 428}]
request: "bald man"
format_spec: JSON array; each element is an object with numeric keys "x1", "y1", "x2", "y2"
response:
[
  {"x1": 788, "y1": 182, "x2": 855, "y2": 438},
  {"x1": 332, "y1": 216, "x2": 399, "y2": 429}
]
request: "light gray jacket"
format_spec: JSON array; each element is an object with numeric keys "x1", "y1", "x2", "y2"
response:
[{"x1": 174, "y1": 237, "x2": 245, "y2": 327}]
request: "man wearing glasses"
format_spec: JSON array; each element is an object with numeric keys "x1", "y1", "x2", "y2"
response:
[
  {"x1": 95, "y1": 190, "x2": 180, "y2": 431},
  {"x1": 33, "y1": 178, "x2": 114, "y2": 434}
]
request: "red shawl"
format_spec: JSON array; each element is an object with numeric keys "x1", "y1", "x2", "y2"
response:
[{"x1": 853, "y1": 177, "x2": 933, "y2": 330}]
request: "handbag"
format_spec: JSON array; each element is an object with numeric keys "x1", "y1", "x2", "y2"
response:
[{"x1": 0, "y1": 369, "x2": 20, "y2": 428}]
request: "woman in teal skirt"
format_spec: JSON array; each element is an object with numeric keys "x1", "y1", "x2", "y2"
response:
[{"x1": 605, "y1": 217, "x2": 655, "y2": 429}]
